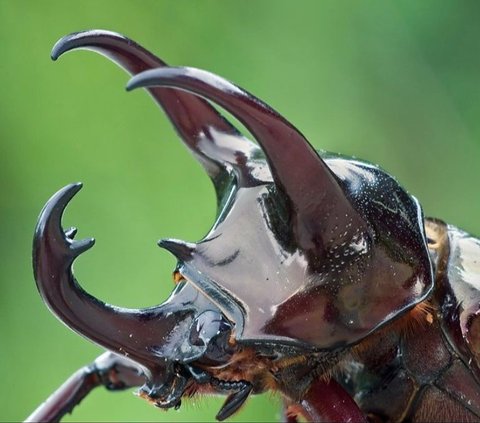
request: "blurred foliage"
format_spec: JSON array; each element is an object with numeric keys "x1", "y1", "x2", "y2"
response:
[{"x1": 2, "y1": 0, "x2": 480, "y2": 421}]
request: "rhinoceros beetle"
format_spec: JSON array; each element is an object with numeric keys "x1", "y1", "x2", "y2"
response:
[{"x1": 26, "y1": 29, "x2": 480, "y2": 422}]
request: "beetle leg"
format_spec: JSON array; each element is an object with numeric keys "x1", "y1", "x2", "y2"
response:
[
  {"x1": 282, "y1": 399, "x2": 299, "y2": 423},
  {"x1": 285, "y1": 378, "x2": 366, "y2": 423},
  {"x1": 215, "y1": 381, "x2": 253, "y2": 421},
  {"x1": 24, "y1": 352, "x2": 145, "y2": 423}
]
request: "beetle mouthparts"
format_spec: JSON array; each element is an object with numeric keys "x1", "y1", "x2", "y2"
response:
[{"x1": 139, "y1": 368, "x2": 188, "y2": 410}]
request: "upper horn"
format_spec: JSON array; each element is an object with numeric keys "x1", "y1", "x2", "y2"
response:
[
  {"x1": 51, "y1": 30, "x2": 259, "y2": 193},
  {"x1": 127, "y1": 67, "x2": 368, "y2": 253}
]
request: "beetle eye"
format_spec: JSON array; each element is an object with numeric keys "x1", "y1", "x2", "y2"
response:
[
  {"x1": 190, "y1": 310, "x2": 233, "y2": 364},
  {"x1": 190, "y1": 310, "x2": 231, "y2": 346}
]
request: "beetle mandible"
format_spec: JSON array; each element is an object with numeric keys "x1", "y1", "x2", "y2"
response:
[{"x1": 26, "y1": 30, "x2": 480, "y2": 422}]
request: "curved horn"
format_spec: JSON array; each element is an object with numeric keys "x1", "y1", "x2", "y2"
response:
[
  {"x1": 51, "y1": 30, "x2": 258, "y2": 191},
  {"x1": 33, "y1": 183, "x2": 197, "y2": 372},
  {"x1": 127, "y1": 67, "x2": 368, "y2": 251}
]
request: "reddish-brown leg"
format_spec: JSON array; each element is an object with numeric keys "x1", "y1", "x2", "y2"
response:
[
  {"x1": 285, "y1": 378, "x2": 366, "y2": 423},
  {"x1": 25, "y1": 352, "x2": 145, "y2": 422},
  {"x1": 283, "y1": 400, "x2": 299, "y2": 423}
]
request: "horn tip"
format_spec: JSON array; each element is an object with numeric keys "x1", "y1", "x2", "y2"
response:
[
  {"x1": 51, "y1": 32, "x2": 79, "y2": 61},
  {"x1": 51, "y1": 29, "x2": 126, "y2": 61},
  {"x1": 158, "y1": 238, "x2": 196, "y2": 261},
  {"x1": 67, "y1": 181, "x2": 83, "y2": 196},
  {"x1": 71, "y1": 237, "x2": 95, "y2": 255},
  {"x1": 126, "y1": 70, "x2": 157, "y2": 92},
  {"x1": 51, "y1": 182, "x2": 82, "y2": 206},
  {"x1": 41, "y1": 183, "x2": 83, "y2": 223},
  {"x1": 125, "y1": 77, "x2": 138, "y2": 92}
]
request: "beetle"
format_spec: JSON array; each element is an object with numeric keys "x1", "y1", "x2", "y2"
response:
[{"x1": 25, "y1": 29, "x2": 480, "y2": 422}]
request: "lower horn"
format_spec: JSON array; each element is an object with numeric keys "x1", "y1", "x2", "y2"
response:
[{"x1": 33, "y1": 183, "x2": 197, "y2": 372}]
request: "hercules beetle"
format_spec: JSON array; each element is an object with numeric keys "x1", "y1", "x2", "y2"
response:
[{"x1": 26, "y1": 29, "x2": 480, "y2": 422}]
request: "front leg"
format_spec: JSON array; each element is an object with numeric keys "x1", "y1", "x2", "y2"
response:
[
  {"x1": 285, "y1": 378, "x2": 366, "y2": 423},
  {"x1": 25, "y1": 352, "x2": 145, "y2": 422}
]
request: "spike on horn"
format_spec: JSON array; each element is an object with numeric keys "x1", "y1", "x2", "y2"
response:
[
  {"x1": 158, "y1": 238, "x2": 196, "y2": 261},
  {"x1": 127, "y1": 67, "x2": 369, "y2": 253}
]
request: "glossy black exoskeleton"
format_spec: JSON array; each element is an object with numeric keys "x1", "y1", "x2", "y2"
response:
[{"x1": 26, "y1": 30, "x2": 480, "y2": 422}]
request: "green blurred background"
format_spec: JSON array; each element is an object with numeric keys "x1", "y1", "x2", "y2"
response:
[{"x1": 2, "y1": 0, "x2": 480, "y2": 421}]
